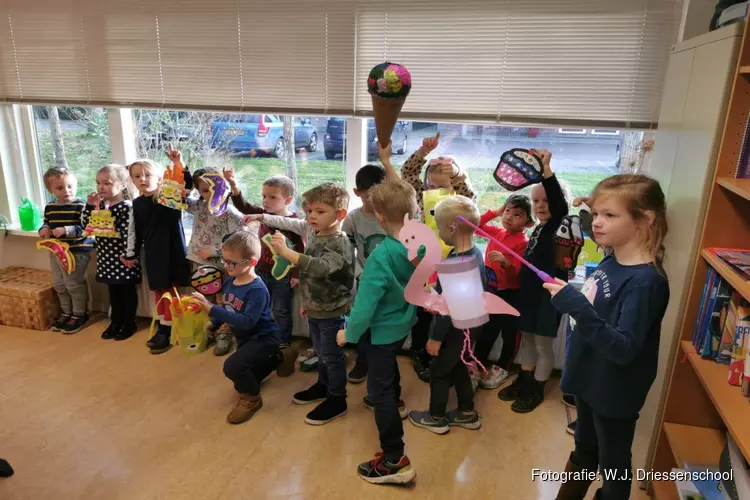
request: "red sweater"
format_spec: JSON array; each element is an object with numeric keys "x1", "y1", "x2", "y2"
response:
[{"x1": 479, "y1": 210, "x2": 529, "y2": 291}]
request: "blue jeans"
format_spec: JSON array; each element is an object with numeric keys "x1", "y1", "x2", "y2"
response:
[
  {"x1": 366, "y1": 336, "x2": 406, "y2": 462},
  {"x1": 308, "y1": 316, "x2": 347, "y2": 397},
  {"x1": 260, "y1": 272, "x2": 293, "y2": 345}
]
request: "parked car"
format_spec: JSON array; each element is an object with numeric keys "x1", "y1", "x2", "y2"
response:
[
  {"x1": 324, "y1": 118, "x2": 408, "y2": 160},
  {"x1": 210, "y1": 114, "x2": 317, "y2": 157}
]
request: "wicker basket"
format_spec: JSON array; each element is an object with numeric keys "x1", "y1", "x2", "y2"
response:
[{"x1": 0, "y1": 267, "x2": 60, "y2": 330}]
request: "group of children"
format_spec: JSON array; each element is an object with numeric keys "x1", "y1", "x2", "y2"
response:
[{"x1": 37, "y1": 135, "x2": 670, "y2": 499}]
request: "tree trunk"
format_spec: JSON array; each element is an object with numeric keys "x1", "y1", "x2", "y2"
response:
[
  {"x1": 282, "y1": 115, "x2": 297, "y2": 185},
  {"x1": 48, "y1": 106, "x2": 69, "y2": 170},
  {"x1": 619, "y1": 131, "x2": 641, "y2": 173}
]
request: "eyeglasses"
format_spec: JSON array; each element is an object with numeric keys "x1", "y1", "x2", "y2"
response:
[{"x1": 220, "y1": 257, "x2": 250, "y2": 269}]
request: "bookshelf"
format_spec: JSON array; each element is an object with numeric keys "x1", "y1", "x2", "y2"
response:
[{"x1": 649, "y1": 18, "x2": 750, "y2": 499}]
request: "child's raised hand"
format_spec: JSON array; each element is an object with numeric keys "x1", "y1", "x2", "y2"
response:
[
  {"x1": 542, "y1": 278, "x2": 568, "y2": 297},
  {"x1": 242, "y1": 214, "x2": 263, "y2": 225},
  {"x1": 378, "y1": 141, "x2": 392, "y2": 164},
  {"x1": 336, "y1": 329, "x2": 347, "y2": 346},
  {"x1": 223, "y1": 168, "x2": 237, "y2": 187},
  {"x1": 165, "y1": 143, "x2": 182, "y2": 165},
  {"x1": 573, "y1": 196, "x2": 592, "y2": 211},
  {"x1": 52, "y1": 227, "x2": 66, "y2": 238},
  {"x1": 421, "y1": 132, "x2": 440, "y2": 154},
  {"x1": 536, "y1": 148, "x2": 552, "y2": 176},
  {"x1": 87, "y1": 192, "x2": 100, "y2": 207}
]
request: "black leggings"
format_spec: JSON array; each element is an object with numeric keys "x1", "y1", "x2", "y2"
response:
[
  {"x1": 410, "y1": 307, "x2": 433, "y2": 359},
  {"x1": 108, "y1": 284, "x2": 138, "y2": 327},
  {"x1": 474, "y1": 289, "x2": 520, "y2": 369}
]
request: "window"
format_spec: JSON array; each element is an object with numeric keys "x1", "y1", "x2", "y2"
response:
[
  {"x1": 591, "y1": 129, "x2": 620, "y2": 136},
  {"x1": 133, "y1": 109, "x2": 345, "y2": 211},
  {"x1": 392, "y1": 121, "x2": 628, "y2": 213},
  {"x1": 32, "y1": 106, "x2": 112, "y2": 200}
]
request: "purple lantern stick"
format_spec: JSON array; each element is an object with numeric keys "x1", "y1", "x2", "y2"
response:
[{"x1": 457, "y1": 216, "x2": 557, "y2": 284}]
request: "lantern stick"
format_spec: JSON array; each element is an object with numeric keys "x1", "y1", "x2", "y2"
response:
[{"x1": 456, "y1": 215, "x2": 557, "y2": 284}]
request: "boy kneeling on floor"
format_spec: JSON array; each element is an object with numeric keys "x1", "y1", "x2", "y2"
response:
[{"x1": 193, "y1": 232, "x2": 298, "y2": 424}]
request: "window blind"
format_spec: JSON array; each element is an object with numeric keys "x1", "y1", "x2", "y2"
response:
[
  {"x1": 0, "y1": 0, "x2": 356, "y2": 115},
  {"x1": 0, "y1": 0, "x2": 682, "y2": 127},
  {"x1": 354, "y1": 0, "x2": 682, "y2": 128}
]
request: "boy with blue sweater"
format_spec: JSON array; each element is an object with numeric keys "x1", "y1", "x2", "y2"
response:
[
  {"x1": 337, "y1": 179, "x2": 419, "y2": 485},
  {"x1": 193, "y1": 232, "x2": 298, "y2": 425},
  {"x1": 39, "y1": 167, "x2": 93, "y2": 334}
]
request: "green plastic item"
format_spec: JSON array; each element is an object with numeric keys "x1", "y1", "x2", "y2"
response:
[{"x1": 18, "y1": 198, "x2": 42, "y2": 231}]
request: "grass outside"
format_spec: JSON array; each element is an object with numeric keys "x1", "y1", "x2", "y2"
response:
[{"x1": 36, "y1": 127, "x2": 607, "y2": 212}]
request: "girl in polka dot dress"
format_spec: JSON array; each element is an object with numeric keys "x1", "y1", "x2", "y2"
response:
[{"x1": 85, "y1": 164, "x2": 141, "y2": 341}]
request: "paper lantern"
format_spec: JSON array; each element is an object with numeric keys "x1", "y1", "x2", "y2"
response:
[
  {"x1": 493, "y1": 148, "x2": 544, "y2": 191},
  {"x1": 434, "y1": 257, "x2": 489, "y2": 329},
  {"x1": 190, "y1": 266, "x2": 223, "y2": 295}
]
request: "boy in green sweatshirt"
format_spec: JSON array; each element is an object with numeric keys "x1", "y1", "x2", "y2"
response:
[{"x1": 336, "y1": 176, "x2": 419, "y2": 486}]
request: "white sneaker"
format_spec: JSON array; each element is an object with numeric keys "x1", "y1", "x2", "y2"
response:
[
  {"x1": 470, "y1": 373, "x2": 481, "y2": 393},
  {"x1": 479, "y1": 366, "x2": 509, "y2": 390}
]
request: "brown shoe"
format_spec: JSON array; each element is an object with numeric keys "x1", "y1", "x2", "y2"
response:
[
  {"x1": 555, "y1": 453, "x2": 594, "y2": 500},
  {"x1": 277, "y1": 346, "x2": 298, "y2": 377},
  {"x1": 227, "y1": 394, "x2": 262, "y2": 424}
]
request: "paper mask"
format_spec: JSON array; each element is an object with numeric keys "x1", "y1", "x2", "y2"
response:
[
  {"x1": 190, "y1": 266, "x2": 223, "y2": 296},
  {"x1": 261, "y1": 233, "x2": 294, "y2": 280},
  {"x1": 85, "y1": 208, "x2": 119, "y2": 238},
  {"x1": 203, "y1": 173, "x2": 230, "y2": 216},
  {"x1": 493, "y1": 148, "x2": 544, "y2": 191},
  {"x1": 37, "y1": 239, "x2": 76, "y2": 274},
  {"x1": 157, "y1": 160, "x2": 188, "y2": 211}
]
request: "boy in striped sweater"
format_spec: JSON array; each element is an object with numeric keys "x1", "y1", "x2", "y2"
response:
[{"x1": 38, "y1": 167, "x2": 93, "y2": 334}]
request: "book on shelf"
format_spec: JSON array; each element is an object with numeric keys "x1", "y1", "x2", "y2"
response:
[
  {"x1": 695, "y1": 267, "x2": 718, "y2": 347},
  {"x1": 709, "y1": 248, "x2": 750, "y2": 281},
  {"x1": 694, "y1": 270, "x2": 732, "y2": 360},
  {"x1": 737, "y1": 114, "x2": 750, "y2": 179},
  {"x1": 729, "y1": 298, "x2": 750, "y2": 386}
]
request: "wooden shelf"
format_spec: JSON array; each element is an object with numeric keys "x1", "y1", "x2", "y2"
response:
[
  {"x1": 662, "y1": 422, "x2": 724, "y2": 467},
  {"x1": 701, "y1": 249, "x2": 750, "y2": 302},
  {"x1": 717, "y1": 177, "x2": 750, "y2": 201},
  {"x1": 681, "y1": 341, "x2": 750, "y2": 460},
  {"x1": 741, "y1": 65, "x2": 750, "y2": 76},
  {"x1": 651, "y1": 479, "x2": 679, "y2": 500}
]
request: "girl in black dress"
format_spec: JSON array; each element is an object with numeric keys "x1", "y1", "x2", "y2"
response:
[
  {"x1": 86, "y1": 164, "x2": 141, "y2": 341},
  {"x1": 123, "y1": 146, "x2": 192, "y2": 355}
]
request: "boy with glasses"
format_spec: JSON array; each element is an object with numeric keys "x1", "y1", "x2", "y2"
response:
[{"x1": 193, "y1": 232, "x2": 298, "y2": 424}]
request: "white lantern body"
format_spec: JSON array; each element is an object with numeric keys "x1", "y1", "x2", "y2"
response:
[{"x1": 435, "y1": 257, "x2": 488, "y2": 329}]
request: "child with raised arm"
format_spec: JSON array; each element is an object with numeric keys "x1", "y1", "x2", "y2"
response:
[
  {"x1": 408, "y1": 195, "x2": 484, "y2": 435},
  {"x1": 39, "y1": 167, "x2": 94, "y2": 334},
  {"x1": 245, "y1": 183, "x2": 354, "y2": 425},
  {"x1": 474, "y1": 193, "x2": 533, "y2": 389},
  {"x1": 192, "y1": 232, "x2": 297, "y2": 424},
  {"x1": 225, "y1": 169, "x2": 305, "y2": 349},
  {"x1": 498, "y1": 149, "x2": 569, "y2": 413},
  {"x1": 342, "y1": 162, "x2": 387, "y2": 384},
  {"x1": 545, "y1": 174, "x2": 669, "y2": 500},
  {"x1": 336, "y1": 179, "x2": 419, "y2": 485},
  {"x1": 381, "y1": 135, "x2": 477, "y2": 382}
]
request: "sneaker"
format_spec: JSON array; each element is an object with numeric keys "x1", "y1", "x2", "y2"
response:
[
  {"x1": 293, "y1": 382, "x2": 328, "y2": 405},
  {"x1": 362, "y1": 396, "x2": 408, "y2": 420},
  {"x1": 304, "y1": 396, "x2": 347, "y2": 425},
  {"x1": 348, "y1": 359, "x2": 368, "y2": 384},
  {"x1": 479, "y1": 366, "x2": 509, "y2": 390},
  {"x1": 214, "y1": 332, "x2": 233, "y2": 356},
  {"x1": 227, "y1": 393, "x2": 263, "y2": 424},
  {"x1": 408, "y1": 410, "x2": 450, "y2": 435},
  {"x1": 299, "y1": 349, "x2": 319, "y2": 372},
  {"x1": 445, "y1": 409, "x2": 482, "y2": 430},
  {"x1": 566, "y1": 420, "x2": 577, "y2": 436},
  {"x1": 511, "y1": 378, "x2": 545, "y2": 413},
  {"x1": 101, "y1": 322, "x2": 119, "y2": 340},
  {"x1": 50, "y1": 314, "x2": 71, "y2": 332},
  {"x1": 498, "y1": 370, "x2": 530, "y2": 401},
  {"x1": 413, "y1": 355, "x2": 430, "y2": 383},
  {"x1": 298, "y1": 347, "x2": 316, "y2": 363},
  {"x1": 470, "y1": 373, "x2": 481, "y2": 393},
  {"x1": 149, "y1": 332, "x2": 172, "y2": 355},
  {"x1": 113, "y1": 322, "x2": 137, "y2": 342},
  {"x1": 562, "y1": 394, "x2": 576, "y2": 408},
  {"x1": 276, "y1": 346, "x2": 298, "y2": 377},
  {"x1": 61, "y1": 314, "x2": 89, "y2": 334},
  {"x1": 357, "y1": 452, "x2": 416, "y2": 485}
]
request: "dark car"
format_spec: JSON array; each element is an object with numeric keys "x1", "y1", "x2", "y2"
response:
[{"x1": 324, "y1": 118, "x2": 408, "y2": 160}]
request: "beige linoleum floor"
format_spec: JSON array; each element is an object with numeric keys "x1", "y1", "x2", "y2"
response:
[{"x1": 0, "y1": 320, "x2": 651, "y2": 500}]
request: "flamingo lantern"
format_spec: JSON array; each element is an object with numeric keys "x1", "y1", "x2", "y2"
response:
[{"x1": 399, "y1": 215, "x2": 519, "y2": 370}]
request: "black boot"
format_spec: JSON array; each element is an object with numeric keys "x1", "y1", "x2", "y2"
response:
[
  {"x1": 511, "y1": 377, "x2": 545, "y2": 413},
  {"x1": 555, "y1": 453, "x2": 594, "y2": 500},
  {"x1": 498, "y1": 369, "x2": 531, "y2": 401},
  {"x1": 101, "y1": 322, "x2": 119, "y2": 340},
  {"x1": 0, "y1": 458, "x2": 13, "y2": 478},
  {"x1": 149, "y1": 324, "x2": 172, "y2": 355},
  {"x1": 113, "y1": 322, "x2": 138, "y2": 341}
]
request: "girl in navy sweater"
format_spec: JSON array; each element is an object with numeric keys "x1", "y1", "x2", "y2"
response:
[{"x1": 543, "y1": 174, "x2": 669, "y2": 500}]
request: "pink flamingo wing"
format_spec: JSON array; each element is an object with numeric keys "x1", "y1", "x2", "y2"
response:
[{"x1": 483, "y1": 292, "x2": 520, "y2": 316}]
